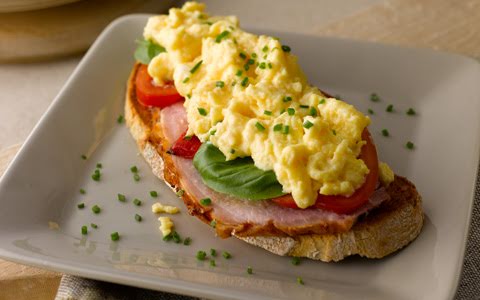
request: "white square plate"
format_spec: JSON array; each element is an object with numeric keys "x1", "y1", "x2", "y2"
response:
[{"x1": 0, "y1": 15, "x2": 479, "y2": 300}]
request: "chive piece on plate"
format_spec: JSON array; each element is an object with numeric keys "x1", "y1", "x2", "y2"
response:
[
  {"x1": 135, "y1": 214, "x2": 142, "y2": 222},
  {"x1": 96, "y1": 163, "x2": 102, "y2": 169},
  {"x1": 117, "y1": 115, "x2": 124, "y2": 124},
  {"x1": 406, "y1": 141, "x2": 415, "y2": 149},
  {"x1": 368, "y1": 109, "x2": 374, "y2": 115},
  {"x1": 92, "y1": 205, "x2": 101, "y2": 214},
  {"x1": 210, "y1": 259, "x2": 216, "y2": 267},
  {"x1": 247, "y1": 266, "x2": 253, "y2": 274},
  {"x1": 176, "y1": 189, "x2": 185, "y2": 197},
  {"x1": 133, "y1": 174, "x2": 140, "y2": 182},
  {"x1": 297, "y1": 277, "x2": 304, "y2": 285},
  {"x1": 406, "y1": 108, "x2": 416, "y2": 115},
  {"x1": 382, "y1": 129, "x2": 390, "y2": 137},
  {"x1": 111, "y1": 232, "x2": 120, "y2": 241},
  {"x1": 81, "y1": 154, "x2": 87, "y2": 160},
  {"x1": 200, "y1": 198, "x2": 212, "y2": 206},
  {"x1": 386, "y1": 104, "x2": 394, "y2": 112},
  {"x1": 81, "y1": 225, "x2": 88, "y2": 235},
  {"x1": 222, "y1": 251, "x2": 232, "y2": 259},
  {"x1": 77, "y1": 203, "x2": 85, "y2": 209},
  {"x1": 172, "y1": 231, "x2": 181, "y2": 243},
  {"x1": 133, "y1": 198, "x2": 142, "y2": 206},
  {"x1": 150, "y1": 191, "x2": 158, "y2": 198},
  {"x1": 118, "y1": 193, "x2": 126, "y2": 202},
  {"x1": 183, "y1": 237, "x2": 192, "y2": 245},
  {"x1": 291, "y1": 257, "x2": 301, "y2": 265},
  {"x1": 79, "y1": 188, "x2": 86, "y2": 194},
  {"x1": 370, "y1": 93, "x2": 380, "y2": 102},
  {"x1": 90, "y1": 223, "x2": 98, "y2": 229},
  {"x1": 281, "y1": 45, "x2": 291, "y2": 52},
  {"x1": 196, "y1": 250, "x2": 207, "y2": 261},
  {"x1": 130, "y1": 166, "x2": 138, "y2": 173},
  {"x1": 210, "y1": 248, "x2": 217, "y2": 257}
]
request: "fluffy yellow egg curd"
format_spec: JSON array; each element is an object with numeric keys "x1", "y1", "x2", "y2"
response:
[{"x1": 144, "y1": 2, "x2": 380, "y2": 209}]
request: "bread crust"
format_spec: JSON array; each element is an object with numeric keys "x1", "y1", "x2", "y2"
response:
[{"x1": 125, "y1": 63, "x2": 424, "y2": 261}]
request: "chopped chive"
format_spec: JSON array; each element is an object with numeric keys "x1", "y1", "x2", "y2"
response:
[
  {"x1": 247, "y1": 58, "x2": 255, "y2": 65},
  {"x1": 135, "y1": 214, "x2": 142, "y2": 222},
  {"x1": 319, "y1": 98, "x2": 326, "y2": 104},
  {"x1": 117, "y1": 115, "x2": 124, "y2": 124},
  {"x1": 264, "y1": 110, "x2": 272, "y2": 116},
  {"x1": 222, "y1": 251, "x2": 232, "y2": 259},
  {"x1": 239, "y1": 52, "x2": 247, "y2": 59},
  {"x1": 204, "y1": 21, "x2": 213, "y2": 25},
  {"x1": 163, "y1": 233, "x2": 173, "y2": 241},
  {"x1": 251, "y1": 52, "x2": 257, "y2": 58},
  {"x1": 183, "y1": 237, "x2": 192, "y2": 245},
  {"x1": 382, "y1": 129, "x2": 390, "y2": 137},
  {"x1": 309, "y1": 107, "x2": 317, "y2": 117},
  {"x1": 210, "y1": 259, "x2": 216, "y2": 267},
  {"x1": 259, "y1": 62, "x2": 266, "y2": 69},
  {"x1": 406, "y1": 141, "x2": 415, "y2": 149},
  {"x1": 130, "y1": 166, "x2": 138, "y2": 173},
  {"x1": 172, "y1": 231, "x2": 181, "y2": 243},
  {"x1": 370, "y1": 93, "x2": 380, "y2": 102},
  {"x1": 241, "y1": 77, "x2": 249, "y2": 87},
  {"x1": 96, "y1": 163, "x2": 102, "y2": 169},
  {"x1": 406, "y1": 108, "x2": 416, "y2": 115},
  {"x1": 92, "y1": 205, "x2": 101, "y2": 214},
  {"x1": 283, "y1": 96, "x2": 292, "y2": 102},
  {"x1": 77, "y1": 203, "x2": 85, "y2": 209},
  {"x1": 287, "y1": 108, "x2": 295, "y2": 116},
  {"x1": 91, "y1": 169, "x2": 101, "y2": 181},
  {"x1": 210, "y1": 248, "x2": 217, "y2": 256},
  {"x1": 335, "y1": 94, "x2": 342, "y2": 100},
  {"x1": 247, "y1": 266, "x2": 253, "y2": 274},
  {"x1": 200, "y1": 198, "x2": 212, "y2": 206},
  {"x1": 79, "y1": 188, "x2": 86, "y2": 194},
  {"x1": 273, "y1": 124, "x2": 283, "y2": 132},
  {"x1": 263, "y1": 54, "x2": 267, "y2": 59},
  {"x1": 197, "y1": 107, "x2": 207, "y2": 116},
  {"x1": 150, "y1": 190, "x2": 158, "y2": 197},
  {"x1": 81, "y1": 225, "x2": 88, "y2": 235},
  {"x1": 210, "y1": 129, "x2": 217, "y2": 135},
  {"x1": 303, "y1": 120, "x2": 314, "y2": 129},
  {"x1": 280, "y1": 108, "x2": 286, "y2": 114},
  {"x1": 190, "y1": 60, "x2": 203, "y2": 73},
  {"x1": 291, "y1": 257, "x2": 301, "y2": 265},
  {"x1": 210, "y1": 220, "x2": 217, "y2": 228},
  {"x1": 111, "y1": 232, "x2": 120, "y2": 241},
  {"x1": 262, "y1": 45, "x2": 269, "y2": 52},
  {"x1": 133, "y1": 198, "x2": 142, "y2": 206},
  {"x1": 187, "y1": 94, "x2": 191, "y2": 99},
  {"x1": 90, "y1": 223, "x2": 98, "y2": 229},
  {"x1": 368, "y1": 109, "x2": 374, "y2": 115},
  {"x1": 299, "y1": 104, "x2": 309, "y2": 109},
  {"x1": 176, "y1": 189, "x2": 185, "y2": 197},
  {"x1": 230, "y1": 149, "x2": 235, "y2": 154},
  {"x1": 196, "y1": 250, "x2": 207, "y2": 261},
  {"x1": 81, "y1": 154, "x2": 87, "y2": 160},
  {"x1": 255, "y1": 122, "x2": 266, "y2": 131},
  {"x1": 215, "y1": 31, "x2": 230, "y2": 43},
  {"x1": 183, "y1": 135, "x2": 192, "y2": 140},
  {"x1": 244, "y1": 63, "x2": 250, "y2": 71},
  {"x1": 216, "y1": 81, "x2": 225, "y2": 88},
  {"x1": 117, "y1": 193, "x2": 126, "y2": 202},
  {"x1": 268, "y1": 62, "x2": 272, "y2": 69},
  {"x1": 332, "y1": 129, "x2": 337, "y2": 135},
  {"x1": 282, "y1": 125, "x2": 290, "y2": 135},
  {"x1": 297, "y1": 277, "x2": 304, "y2": 285},
  {"x1": 182, "y1": 77, "x2": 190, "y2": 83},
  {"x1": 281, "y1": 45, "x2": 291, "y2": 52},
  {"x1": 236, "y1": 70, "x2": 243, "y2": 76},
  {"x1": 386, "y1": 104, "x2": 394, "y2": 112},
  {"x1": 133, "y1": 173, "x2": 140, "y2": 182}
]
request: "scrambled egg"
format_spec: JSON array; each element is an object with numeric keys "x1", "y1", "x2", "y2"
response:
[
  {"x1": 379, "y1": 162, "x2": 394, "y2": 186},
  {"x1": 152, "y1": 202, "x2": 180, "y2": 214},
  {"x1": 158, "y1": 216, "x2": 174, "y2": 237},
  {"x1": 144, "y1": 2, "x2": 392, "y2": 208}
]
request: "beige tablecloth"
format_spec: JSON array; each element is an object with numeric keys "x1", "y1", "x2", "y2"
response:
[{"x1": 1, "y1": 0, "x2": 479, "y2": 299}]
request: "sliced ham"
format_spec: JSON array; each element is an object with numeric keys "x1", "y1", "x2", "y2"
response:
[{"x1": 160, "y1": 102, "x2": 390, "y2": 236}]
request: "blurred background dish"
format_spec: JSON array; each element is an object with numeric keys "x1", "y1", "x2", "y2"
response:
[{"x1": 0, "y1": 0, "x2": 176, "y2": 62}]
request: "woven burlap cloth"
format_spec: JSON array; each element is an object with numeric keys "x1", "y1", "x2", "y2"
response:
[{"x1": 0, "y1": 0, "x2": 479, "y2": 299}]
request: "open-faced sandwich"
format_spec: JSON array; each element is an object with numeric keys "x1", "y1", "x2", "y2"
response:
[{"x1": 125, "y1": 2, "x2": 424, "y2": 262}]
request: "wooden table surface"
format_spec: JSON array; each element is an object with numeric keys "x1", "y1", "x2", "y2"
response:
[{"x1": 0, "y1": 0, "x2": 479, "y2": 299}]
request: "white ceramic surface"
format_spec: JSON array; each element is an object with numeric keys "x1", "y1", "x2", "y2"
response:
[{"x1": 0, "y1": 15, "x2": 479, "y2": 300}]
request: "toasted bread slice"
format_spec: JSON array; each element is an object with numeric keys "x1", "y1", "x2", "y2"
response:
[{"x1": 125, "y1": 63, "x2": 424, "y2": 262}]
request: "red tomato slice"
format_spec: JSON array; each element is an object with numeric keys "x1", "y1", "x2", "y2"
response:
[
  {"x1": 170, "y1": 130, "x2": 202, "y2": 159},
  {"x1": 135, "y1": 64, "x2": 183, "y2": 108},
  {"x1": 272, "y1": 129, "x2": 379, "y2": 214}
]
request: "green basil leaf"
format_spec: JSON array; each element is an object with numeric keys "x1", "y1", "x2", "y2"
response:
[
  {"x1": 134, "y1": 38, "x2": 166, "y2": 64},
  {"x1": 193, "y1": 143, "x2": 286, "y2": 200}
]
